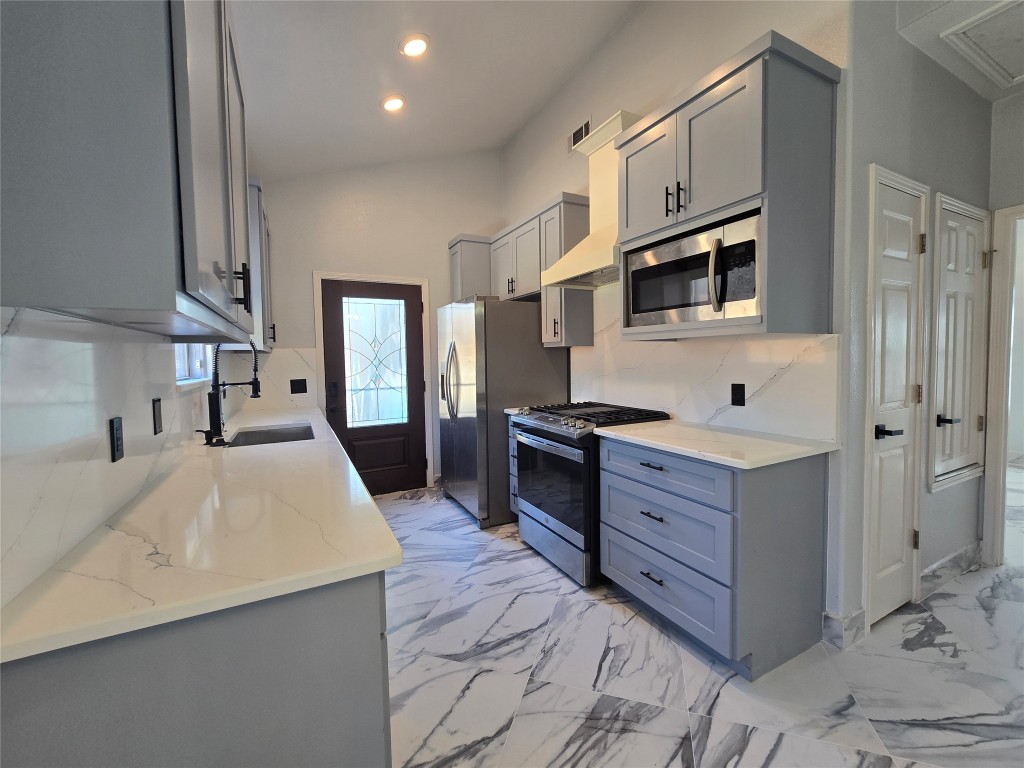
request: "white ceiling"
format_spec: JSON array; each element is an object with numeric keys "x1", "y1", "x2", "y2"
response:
[{"x1": 229, "y1": 0, "x2": 637, "y2": 181}]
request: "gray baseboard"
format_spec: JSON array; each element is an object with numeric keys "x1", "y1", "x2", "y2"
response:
[{"x1": 919, "y1": 541, "x2": 982, "y2": 600}]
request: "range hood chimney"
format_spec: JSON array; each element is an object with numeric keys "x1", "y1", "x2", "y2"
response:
[{"x1": 542, "y1": 110, "x2": 640, "y2": 288}]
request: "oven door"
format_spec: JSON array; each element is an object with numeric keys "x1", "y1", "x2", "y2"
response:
[
  {"x1": 627, "y1": 212, "x2": 760, "y2": 326},
  {"x1": 512, "y1": 428, "x2": 589, "y2": 549}
]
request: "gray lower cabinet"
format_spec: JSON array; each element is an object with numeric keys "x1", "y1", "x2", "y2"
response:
[
  {"x1": 0, "y1": 0, "x2": 252, "y2": 342},
  {"x1": 0, "y1": 574, "x2": 393, "y2": 768},
  {"x1": 599, "y1": 437, "x2": 826, "y2": 680}
]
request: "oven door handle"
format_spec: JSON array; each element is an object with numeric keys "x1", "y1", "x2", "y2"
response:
[
  {"x1": 515, "y1": 432, "x2": 584, "y2": 463},
  {"x1": 708, "y1": 237, "x2": 723, "y2": 312}
]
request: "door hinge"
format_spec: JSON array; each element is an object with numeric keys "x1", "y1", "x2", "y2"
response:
[
  {"x1": 982, "y1": 249, "x2": 995, "y2": 269},
  {"x1": 919, "y1": 233, "x2": 927, "y2": 254},
  {"x1": 912, "y1": 529, "x2": 920, "y2": 550},
  {"x1": 977, "y1": 415, "x2": 985, "y2": 431},
  {"x1": 913, "y1": 384, "x2": 923, "y2": 404}
]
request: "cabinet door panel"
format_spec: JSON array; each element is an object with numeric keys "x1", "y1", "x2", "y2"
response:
[
  {"x1": 619, "y1": 119, "x2": 677, "y2": 243},
  {"x1": 513, "y1": 218, "x2": 541, "y2": 296},
  {"x1": 678, "y1": 62, "x2": 763, "y2": 222},
  {"x1": 172, "y1": 0, "x2": 236, "y2": 322},
  {"x1": 225, "y1": 26, "x2": 253, "y2": 333},
  {"x1": 540, "y1": 208, "x2": 562, "y2": 270},
  {"x1": 490, "y1": 235, "x2": 514, "y2": 300},
  {"x1": 541, "y1": 286, "x2": 562, "y2": 344}
]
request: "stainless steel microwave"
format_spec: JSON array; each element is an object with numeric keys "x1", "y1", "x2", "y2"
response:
[{"x1": 624, "y1": 211, "x2": 761, "y2": 328}]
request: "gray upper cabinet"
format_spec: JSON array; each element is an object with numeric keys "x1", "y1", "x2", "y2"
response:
[
  {"x1": 490, "y1": 234, "x2": 515, "y2": 299},
  {"x1": 449, "y1": 235, "x2": 492, "y2": 301},
  {"x1": 538, "y1": 200, "x2": 594, "y2": 348},
  {"x1": 677, "y1": 64, "x2": 763, "y2": 222},
  {"x1": 490, "y1": 216, "x2": 540, "y2": 300},
  {"x1": 221, "y1": 181, "x2": 275, "y2": 352},
  {"x1": 0, "y1": 0, "x2": 252, "y2": 342},
  {"x1": 619, "y1": 118, "x2": 677, "y2": 243},
  {"x1": 616, "y1": 33, "x2": 839, "y2": 249}
]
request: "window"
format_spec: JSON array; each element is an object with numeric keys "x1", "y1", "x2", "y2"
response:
[
  {"x1": 343, "y1": 296, "x2": 408, "y2": 427},
  {"x1": 175, "y1": 343, "x2": 212, "y2": 383}
]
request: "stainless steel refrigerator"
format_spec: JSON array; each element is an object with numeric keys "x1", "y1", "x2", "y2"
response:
[{"x1": 438, "y1": 298, "x2": 568, "y2": 528}]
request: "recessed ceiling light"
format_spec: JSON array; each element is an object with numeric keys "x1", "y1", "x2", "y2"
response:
[
  {"x1": 400, "y1": 33, "x2": 429, "y2": 58},
  {"x1": 381, "y1": 94, "x2": 405, "y2": 112}
]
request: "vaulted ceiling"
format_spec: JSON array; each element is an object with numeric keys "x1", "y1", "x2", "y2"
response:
[{"x1": 229, "y1": 1, "x2": 637, "y2": 181}]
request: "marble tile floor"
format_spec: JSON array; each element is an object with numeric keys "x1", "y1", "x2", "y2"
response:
[{"x1": 377, "y1": 489, "x2": 1023, "y2": 767}]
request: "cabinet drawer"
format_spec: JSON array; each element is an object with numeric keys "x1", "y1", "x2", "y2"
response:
[
  {"x1": 600, "y1": 524, "x2": 732, "y2": 656},
  {"x1": 600, "y1": 440, "x2": 733, "y2": 511},
  {"x1": 601, "y1": 472, "x2": 733, "y2": 585}
]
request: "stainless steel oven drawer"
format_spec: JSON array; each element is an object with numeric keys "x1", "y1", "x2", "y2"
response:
[
  {"x1": 600, "y1": 524, "x2": 732, "y2": 656},
  {"x1": 601, "y1": 472, "x2": 733, "y2": 585},
  {"x1": 600, "y1": 440, "x2": 733, "y2": 511}
]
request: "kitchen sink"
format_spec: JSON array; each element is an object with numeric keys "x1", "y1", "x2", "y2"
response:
[{"x1": 228, "y1": 423, "x2": 314, "y2": 447}]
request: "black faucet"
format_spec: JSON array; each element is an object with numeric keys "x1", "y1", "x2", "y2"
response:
[{"x1": 196, "y1": 340, "x2": 261, "y2": 446}]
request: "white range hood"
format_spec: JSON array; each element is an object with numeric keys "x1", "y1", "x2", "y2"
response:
[{"x1": 542, "y1": 110, "x2": 640, "y2": 287}]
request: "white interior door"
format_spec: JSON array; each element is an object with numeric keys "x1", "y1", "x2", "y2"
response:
[
  {"x1": 932, "y1": 196, "x2": 990, "y2": 480},
  {"x1": 866, "y1": 167, "x2": 928, "y2": 626}
]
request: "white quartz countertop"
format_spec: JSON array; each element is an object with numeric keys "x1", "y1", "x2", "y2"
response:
[
  {"x1": 1, "y1": 409, "x2": 402, "y2": 663},
  {"x1": 594, "y1": 421, "x2": 839, "y2": 469}
]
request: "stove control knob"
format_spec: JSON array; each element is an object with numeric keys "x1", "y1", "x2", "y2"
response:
[
  {"x1": 574, "y1": 420, "x2": 586, "y2": 429},
  {"x1": 518, "y1": 407, "x2": 531, "y2": 415},
  {"x1": 560, "y1": 417, "x2": 571, "y2": 426}
]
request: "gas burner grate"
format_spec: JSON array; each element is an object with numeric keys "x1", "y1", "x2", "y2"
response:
[{"x1": 528, "y1": 401, "x2": 670, "y2": 427}]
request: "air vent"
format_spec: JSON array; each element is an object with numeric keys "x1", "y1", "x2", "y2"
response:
[{"x1": 568, "y1": 119, "x2": 591, "y2": 154}]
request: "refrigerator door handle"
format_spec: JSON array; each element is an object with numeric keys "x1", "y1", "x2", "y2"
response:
[
  {"x1": 444, "y1": 341, "x2": 456, "y2": 419},
  {"x1": 449, "y1": 342, "x2": 461, "y2": 420}
]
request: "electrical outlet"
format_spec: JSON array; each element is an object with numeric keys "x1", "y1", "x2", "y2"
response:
[
  {"x1": 731, "y1": 383, "x2": 746, "y2": 406},
  {"x1": 290, "y1": 378, "x2": 307, "y2": 394},
  {"x1": 152, "y1": 398, "x2": 163, "y2": 435},
  {"x1": 109, "y1": 417, "x2": 124, "y2": 462}
]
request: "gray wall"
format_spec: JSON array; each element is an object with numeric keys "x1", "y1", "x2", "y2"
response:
[
  {"x1": 841, "y1": 0, "x2": 992, "y2": 606},
  {"x1": 990, "y1": 93, "x2": 1024, "y2": 211}
]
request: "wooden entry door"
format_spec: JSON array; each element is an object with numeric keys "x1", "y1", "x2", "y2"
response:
[{"x1": 322, "y1": 280, "x2": 426, "y2": 495}]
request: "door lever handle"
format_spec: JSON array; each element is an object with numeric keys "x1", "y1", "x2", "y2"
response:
[
  {"x1": 874, "y1": 424, "x2": 904, "y2": 440},
  {"x1": 936, "y1": 415, "x2": 961, "y2": 427}
]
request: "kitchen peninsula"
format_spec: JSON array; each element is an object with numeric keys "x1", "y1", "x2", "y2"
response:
[{"x1": 1, "y1": 409, "x2": 401, "y2": 767}]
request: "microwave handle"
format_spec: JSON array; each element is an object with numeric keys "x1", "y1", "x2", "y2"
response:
[{"x1": 708, "y1": 237, "x2": 723, "y2": 312}]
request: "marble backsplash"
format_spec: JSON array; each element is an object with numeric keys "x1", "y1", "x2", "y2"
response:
[
  {"x1": 220, "y1": 346, "x2": 319, "y2": 416},
  {"x1": 570, "y1": 285, "x2": 840, "y2": 442},
  {"x1": 0, "y1": 308, "x2": 204, "y2": 606}
]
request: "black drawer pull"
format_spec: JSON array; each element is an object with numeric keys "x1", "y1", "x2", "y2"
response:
[
  {"x1": 639, "y1": 510, "x2": 665, "y2": 523},
  {"x1": 639, "y1": 461, "x2": 664, "y2": 471},
  {"x1": 936, "y1": 414, "x2": 961, "y2": 427},
  {"x1": 640, "y1": 570, "x2": 664, "y2": 587}
]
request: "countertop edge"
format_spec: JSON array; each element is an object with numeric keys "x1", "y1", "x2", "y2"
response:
[{"x1": 594, "y1": 425, "x2": 840, "y2": 469}]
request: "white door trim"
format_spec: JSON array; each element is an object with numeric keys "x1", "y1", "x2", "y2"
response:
[
  {"x1": 982, "y1": 204, "x2": 1024, "y2": 565},
  {"x1": 862, "y1": 164, "x2": 930, "y2": 632},
  {"x1": 312, "y1": 271, "x2": 434, "y2": 488}
]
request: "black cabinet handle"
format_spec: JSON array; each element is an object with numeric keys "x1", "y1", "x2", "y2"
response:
[
  {"x1": 553, "y1": 318, "x2": 559, "y2": 337},
  {"x1": 640, "y1": 570, "x2": 664, "y2": 587},
  {"x1": 665, "y1": 186, "x2": 673, "y2": 217},
  {"x1": 936, "y1": 415, "x2": 961, "y2": 427},
  {"x1": 874, "y1": 424, "x2": 904, "y2": 440},
  {"x1": 507, "y1": 277, "x2": 512, "y2": 295},
  {"x1": 268, "y1": 323, "x2": 276, "y2": 342},
  {"x1": 676, "y1": 181, "x2": 686, "y2": 212},
  {"x1": 511, "y1": 277, "x2": 516, "y2": 294},
  {"x1": 639, "y1": 510, "x2": 665, "y2": 523},
  {"x1": 639, "y1": 461, "x2": 664, "y2": 471},
  {"x1": 232, "y1": 262, "x2": 251, "y2": 313}
]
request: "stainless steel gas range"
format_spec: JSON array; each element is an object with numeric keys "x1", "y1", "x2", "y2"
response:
[{"x1": 509, "y1": 402, "x2": 670, "y2": 585}]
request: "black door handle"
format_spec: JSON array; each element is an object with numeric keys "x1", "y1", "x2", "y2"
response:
[
  {"x1": 676, "y1": 181, "x2": 686, "y2": 212},
  {"x1": 639, "y1": 510, "x2": 665, "y2": 523},
  {"x1": 640, "y1": 570, "x2": 664, "y2": 587},
  {"x1": 639, "y1": 461, "x2": 664, "y2": 471},
  {"x1": 936, "y1": 415, "x2": 961, "y2": 427},
  {"x1": 665, "y1": 186, "x2": 673, "y2": 217},
  {"x1": 874, "y1": 424, "x2": 904, "y2": 440}
]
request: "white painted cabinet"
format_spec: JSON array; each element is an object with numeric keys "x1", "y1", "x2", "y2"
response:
[
  {"x1": 449, "y1": 235, "x2": 492, "y2": 301},
  {"x1": 0, "y1": 0, "x2": 252, "y2": 342}
]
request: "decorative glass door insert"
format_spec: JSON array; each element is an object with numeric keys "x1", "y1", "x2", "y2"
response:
[{"x1": 342, "y1": 297, "x2": 408, "y2": 427}]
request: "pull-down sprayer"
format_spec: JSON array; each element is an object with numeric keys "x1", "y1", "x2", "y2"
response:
[{"x1": 197, "y1": 340, "x2": 261, "y2": 446}]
